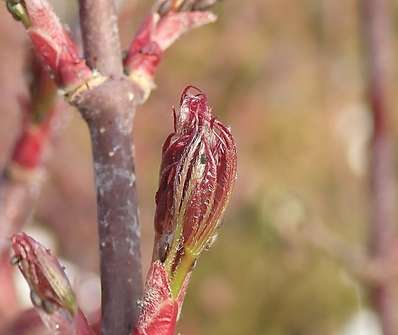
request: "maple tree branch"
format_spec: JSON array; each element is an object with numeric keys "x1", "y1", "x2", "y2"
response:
[
  {"x1": 76, "y1": 3, "x2": 220, "y2": 331},
  {"x1": 3, "y1": 1, "x2": 221, "y2": 334},
  {"x1": 78, "y1": 2, "x2": 144, "y2": 335},
  {"x1": 76, "y1": 80, "x2": 143, "y2": 335}
]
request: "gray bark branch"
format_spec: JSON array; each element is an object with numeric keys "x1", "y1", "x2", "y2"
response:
[{"x1": 78, "y1": 2, "x2": 144, "y2": 334}]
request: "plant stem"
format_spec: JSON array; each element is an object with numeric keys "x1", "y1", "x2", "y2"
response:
[{"x1": 171, "y1": 250, "x2": 194, "y2": 298}]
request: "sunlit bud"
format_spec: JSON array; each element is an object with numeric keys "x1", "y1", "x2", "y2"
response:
[
  {"x1": 153, "y1": 86, "x2": 237, "y2": 296},
  {"x1": 5, "y1": 0, "x2": 92, "y2": 90},
  {"x1": 124, "y1": 7, "x2": 215, "y2": 101}
]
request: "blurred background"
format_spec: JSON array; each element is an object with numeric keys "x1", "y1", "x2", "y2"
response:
[{"x1": 1, "y1": 1, "x2": 398, "y2": 334}]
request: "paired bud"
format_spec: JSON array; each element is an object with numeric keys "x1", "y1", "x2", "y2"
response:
[
  {"x1": 153, "y1": 86, "x2": 237, "y2": 297},
  {"x1": 124, "y1": 5, "x2": 216, "y2": 101},
  {"x1": 5, "y1": 0, "x2": 92, "y2": 91},
  {"x1": 11, "y1": 233, "x2": 77, "y2": 316}
]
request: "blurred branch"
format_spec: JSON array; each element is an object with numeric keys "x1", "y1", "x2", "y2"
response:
[
  {"x1": 0, "y1": 57, "x2": 61, "y2": 327},
  {"x1": 361, "y1": 0, "x2": 397, "y2": 334},
  {"x1": 0, "y1": 56, "x2": 60, "y2": 253},
  {"x1": 0, "y1": 309, "x2": 42, "y2": 335},
  {"x1": 0, "y1": 253, "x2": 19, "y2": 323},
  {"x1": 277, "y1": 220, "x2": 366, "y2": 275},
  {"x1": 277, "y1": 219, "x2": 398, "y2": 285}
]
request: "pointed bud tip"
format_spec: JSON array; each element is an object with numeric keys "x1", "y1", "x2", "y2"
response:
[{"x1": 153, "y1": 86, "x2": 237, "y2": 296}]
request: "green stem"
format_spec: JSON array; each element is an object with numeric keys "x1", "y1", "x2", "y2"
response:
[{"x1": 170, "y1": 251, "x2": 195, "y2": 298}]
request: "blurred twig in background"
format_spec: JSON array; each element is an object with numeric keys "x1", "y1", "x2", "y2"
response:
[
  {"x1": 0, "y1": 55, "x2": 60, "y2": 253},
  {"x1": 0, "y1": 55, "x2": 61, "y2": 328},
  {"x1": 277, "y1": 217, "x2": 398, "y2": 286},
  {"x1": 361, "y1": 0, "x2": 397, "y2": 333},
  {"x1": 0, "y1": 309, "x2": 42, "y2": 335},
  {"x1": 277, "y1": 1, "x2": 398, "y2": 332}
]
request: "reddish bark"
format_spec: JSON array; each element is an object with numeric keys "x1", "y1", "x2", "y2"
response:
[{"x1": 361, "y1": 0, "x2": 397, "y2": 333}]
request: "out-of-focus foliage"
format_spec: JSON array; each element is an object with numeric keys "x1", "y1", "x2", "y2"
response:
[{"x1": 1, "y1": 0, "x2": 398, "y2": 334}]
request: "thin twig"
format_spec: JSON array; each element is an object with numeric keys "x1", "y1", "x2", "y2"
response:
[
  {"x1": 277, "y1": 219, "x2": 398, "y2": 285},
  {"x1": 79, "y1": 0, "x2": 123, "y2": 76},
  {"x1": 361, "y1": 0, "x2": 396, "y2": 333},
  {"x1": 0, "y1": 55, "x2": 60, "y2": 253},
  {"x1": 0, "y1": 58, "x2": 61, "y2": 327}
]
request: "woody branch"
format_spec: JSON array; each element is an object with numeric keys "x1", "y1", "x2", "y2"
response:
[{"x1": 4, "y1": 1, "x2": 221, "y2": 334}]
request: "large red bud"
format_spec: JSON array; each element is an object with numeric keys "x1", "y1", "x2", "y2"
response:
[{"x1": 153, "y1": 86, "x2": 237, "y2": 295}]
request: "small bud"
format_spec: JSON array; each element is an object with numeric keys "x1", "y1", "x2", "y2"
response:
[
  {"x1": 153, "y1": 86, "x2": 237, "y2": 296},
  {"x1": 124, "y1": 9, "x2": 216, "y2": 101},
  {"x1": 11, "y1": 233, "x2": 77, "y2": 316}
]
